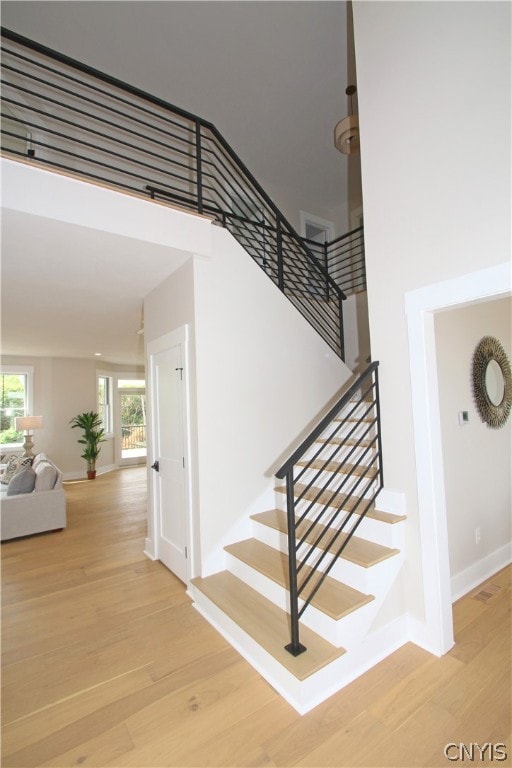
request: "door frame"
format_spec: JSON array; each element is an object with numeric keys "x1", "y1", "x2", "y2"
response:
[
  {"x1": 146, "y1": 325, "x2": 195, "y2": 581},
  {"x1": 405, "y1": 262, "x2": 510, "y2": 655}
]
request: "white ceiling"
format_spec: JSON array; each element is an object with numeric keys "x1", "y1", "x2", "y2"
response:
[
  {"x1": 1, "y1": 1, "x2": 350, "y2": 367},
  {"x1": 1, "y1": 208, "x2": 192, "y2": 365}
]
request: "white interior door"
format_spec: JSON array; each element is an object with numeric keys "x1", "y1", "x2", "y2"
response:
[{"x1": 149, "y1": 329, "x2": 189, "y2": 583}]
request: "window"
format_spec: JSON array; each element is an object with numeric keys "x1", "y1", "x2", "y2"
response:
[
  {"x1": 0, "y1": 366, "x2": 33, "y2": 448},
  {"x1": 97, "y1": 374, "x2": 113, "y2": 435}
]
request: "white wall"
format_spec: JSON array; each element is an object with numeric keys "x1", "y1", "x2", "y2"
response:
[
  {"x1": 353, "y1": 1, "x2": 511, "y2": 640},
  {"x1": 144, "y1": 213, "x2": 354, "y2": 576},
  {"x1": 191, "y1": 226, "x2": 353, "y2": 574},
  {"x1": 435, "y1": 297, "x2": 512, "y2": 598}
]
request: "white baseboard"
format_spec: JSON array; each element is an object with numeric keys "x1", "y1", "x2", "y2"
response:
[
  {"x1": 63, "y1": 463, "x2": 116, "y2": 481},
  {"x1": 144, "y1": 538, "x2": 156, "y2": 560},
  {"x1": 450, "y1": 543, "x2": 512, "y2": 603}
]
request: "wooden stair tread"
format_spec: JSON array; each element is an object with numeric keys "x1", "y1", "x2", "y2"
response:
[
  {"x1": 224, "y1": 538, "x2": 374, "y2": 620},
  {"x1": 251, "y1": 508, "x2": 399, "y2": 567},
  {"x1": 297, "y1": 459, "x2": 379, "y2": 480},
  {"x1": 275, "y1": 483, "x2": 406, "y2": 524},
  {"x1": 192, "y1": 571, "x2": 345, "y2": 680}
]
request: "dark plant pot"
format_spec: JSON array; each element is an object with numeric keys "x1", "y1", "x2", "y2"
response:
[{"x1": 87, "y1": 470, "x2": 97, "y2": 480}]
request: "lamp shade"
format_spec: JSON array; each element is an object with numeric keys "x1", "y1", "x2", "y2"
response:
[
  {"x1": 15, "y1": 415, "x2": 43, "y2": 432},
  {"x1": 334, "y1": 115, "x2": 360, "y2": 155}
]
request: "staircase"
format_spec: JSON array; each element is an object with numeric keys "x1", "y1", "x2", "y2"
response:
[
  {"x1": 191, "y1": 365, "x2": 406, "y2": 714},
  {"x1": 1, "y1": 29, "x2": 405, "y2": 714}
]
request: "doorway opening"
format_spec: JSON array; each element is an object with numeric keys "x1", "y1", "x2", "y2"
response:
[
  {"x1": 300, "y1": 211, "x2": 335, "y2": 245},
  {"x1": 118, "y1": 378, "x2": 146, "y2": 465}
]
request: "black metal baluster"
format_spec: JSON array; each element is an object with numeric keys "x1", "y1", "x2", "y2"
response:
[
  {"x1": 284, "y1": 468, "x2": 307, "y2": 656},
  {"x1": 277, "y1": 217, "x2": 284, "y2": 292},
  {"x1": 195, "y1": 120, "x2": 203, "y2": 214}
]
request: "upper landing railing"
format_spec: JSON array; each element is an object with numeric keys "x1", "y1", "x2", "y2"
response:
[{"x1": 1, "y1": 27, "x2": 348, "y2": 359}]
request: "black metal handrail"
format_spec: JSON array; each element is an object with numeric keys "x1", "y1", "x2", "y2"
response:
[
  {"x1": 1, "y1": 27, "x2": 346, "y2": 359},
  {"x1": 275, "y1": 362, "x2": 383, "y2": 655},
  {"x1": 304, "y1": 225, "x2": 366, "y2": 296}
]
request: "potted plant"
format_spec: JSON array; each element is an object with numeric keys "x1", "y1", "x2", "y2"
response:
[{"x1": 70, "y1": 411, "x2": 105, "y2": 479}]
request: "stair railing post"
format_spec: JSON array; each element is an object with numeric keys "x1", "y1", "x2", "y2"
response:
[
  {"x1": 277, "y1": 217, "x2": 284, "y2": 292},
  {"x1": 338, "y1": 295, "x2": 345, "y2": 362},
  {"x1": 284, "y1": 467, "x2": 307, "y2": 656},
  {"x1": 195, "y1": 120, "x2": 204, "y2": 214}
]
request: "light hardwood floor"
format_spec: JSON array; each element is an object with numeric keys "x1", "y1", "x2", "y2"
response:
[{"x1": 1, "y1": 468, "x2": 510, "y2": 767}]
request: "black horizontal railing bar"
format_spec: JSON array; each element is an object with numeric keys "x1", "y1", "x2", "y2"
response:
[
  {"x1": 291, "y1": 398, "x2": 377, "y2": 525},
  {"x1": 2, "y1": 79, "x2": 197, "y2": 163},
  {"x1": 295, "y1": 404, "x2": 377, "y2": 482},
  {"x1": 296, "y1": 470, "x2": 378, "y2": 590},
  {"x1": 1, "y1": 61, "x2": 198, "y2": 150},
  {"x1": 293, "y1": 409, "x2": 377, "y2": 484},
  {"x1": 1, "y1": 101, "x2": 197, "y2": 175},
  {"x1": 294, "y1": 436, "x2": 379, "y2": 538},
  {"x1": 1, "y1": 28, "x2": 203, "y2": 124},
  {"x1": 294, "y1": 425, "x2": 376, "y2": 517},
  {"x1": 329, "y1": 251, "x2": 365, "y2": 265},
  {"x1": 145, "y1": 183, "x2": 280, "y2": 236},
  {"x1": 296, "y1": 489, "x2": 380, "y2": 618},
  {"x1": 295, "y1": 458, "x2": 382, "y2": 604},
  {"x1": 6, "y1": 131, "x2": 193, "y2": 195},
  {"x1": 276, "y1": 362, "x2": 379, "y2": 480},
  {"x1": 294, "y1": 427, "x2": 377, "y2": 529},
  {"x1": 2, "y1": 113, "x2": 198, "y2": 188},
  {"x1": 326, "y1": 225, "x2": 364, "y2": 247},
  {"x1": 301, "y1": 225, "x2": 363, "y2": 252}
]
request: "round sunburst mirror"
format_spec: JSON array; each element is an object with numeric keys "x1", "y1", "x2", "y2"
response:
[{"x1": 472, "y1": 336, "x2": 512, "y2": 428}]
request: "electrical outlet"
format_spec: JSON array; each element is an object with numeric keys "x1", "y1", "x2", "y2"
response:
[{"x1": 475, "y1": 527, "x2": 481, "y2": 544}]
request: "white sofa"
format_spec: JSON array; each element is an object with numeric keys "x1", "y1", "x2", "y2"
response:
[{"x1": 0, "y1": 453, "x2": 66, "y2": 541}]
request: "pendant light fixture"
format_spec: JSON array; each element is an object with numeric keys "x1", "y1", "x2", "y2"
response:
[{"x1": 334, "y1": 85, "x2": 359, "y2": 155}]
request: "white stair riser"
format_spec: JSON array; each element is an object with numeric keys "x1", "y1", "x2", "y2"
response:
[
  {"x1": 251, "y1": 519, "x2": 402, "y2": 594},
  {"x1": 327, "y1": 550, "x2": 404, "y2": 594},
  {"x1": 300, "y1": 598, "x2": 376, "y2": 648},
  {"x1": 225, "y1": 551, "x2": 375, "y2": 648},
  {"x1": 356, "y1": 515, "x2": 405, "y2": 549},
  {"x1": 336, "y1": 400, "x2": 376, "y2": 420},
  {"x1": 311, "y1": 441, "x2": 376, "y2": 464},
  {"x1": 314, "y1": 422, "x2": 377, "y2": 445},
  {"x1": 291, "y1": 468, "x2": 380, "y2": 500},
  {"x1": 272, "y1": 492, "x2": 404, "y2": 548},
  {"x1": 226, "y1": 551, "x2": 292, "y2": 613},
  {"x1": 300, "y1": 442, "x2": 378, "y2": 468},
  {"x1": 274, "y1": 490, "x2": 376, "y2": 515}
]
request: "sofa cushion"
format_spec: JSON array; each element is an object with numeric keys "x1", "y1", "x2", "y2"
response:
[
  {"x1": 32, "y1": 452, "x2": 48, "y2": 470},
  {"x1": 6, "y1": 466, "x2": 37, "y2": 496},
  {"x1": 1, "y1": 456, "x2": 32, "y2": 484},
  {"x1": 34, "y1": 461, "x2": 58, "y2": 491}
]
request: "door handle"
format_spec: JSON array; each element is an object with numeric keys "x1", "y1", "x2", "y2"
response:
[{"x1": 151, "y1": 460, "x2": 159, "y2": 472}]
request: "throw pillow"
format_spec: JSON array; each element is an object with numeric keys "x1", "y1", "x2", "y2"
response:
[
  {"x1": 6, "y1": 466, "x2": 37, "y2": 496},
  {"x1": 0, "y1": 455, "x2": 32, "y2": 484},
  {"x1": 34, "y1": 461, "x2": 58, "y2": 492},
  {"x1": 32, "y1": 452, "x2": 48, "y2": 470}
]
